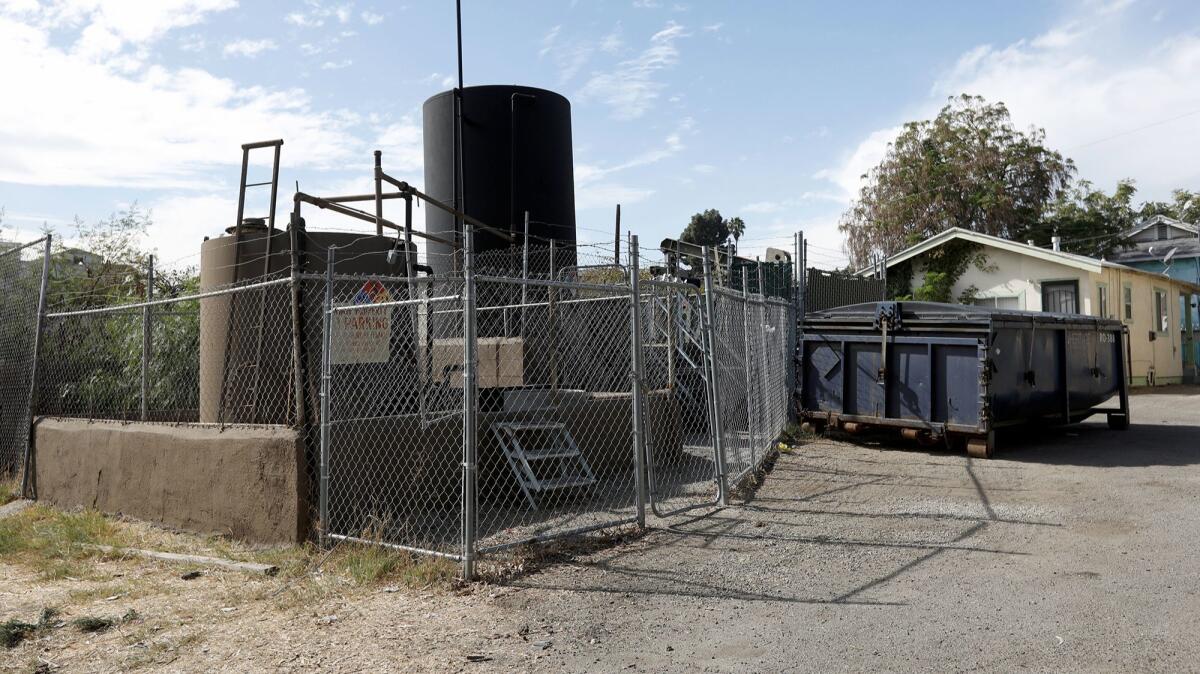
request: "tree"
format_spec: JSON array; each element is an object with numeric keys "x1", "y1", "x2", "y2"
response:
[
  {"x1": 839, "y1": 94, "x2": 1074, "y2": 268},
  {"x1": 679, "y1": 208, "x2": 731, "y2": 248},
  {"x1": 36, "y1": 206, "x2": 200, "y2": 419},
  {"x1": 1138, "y1": 189, "x2": 1200, "y2": 223},
  {"x1": 1033, "y1": 180, "x2": 1138, "y2": 258},
  {"x1": 727, "y1": 217, "x2": 745, "y2": 254}
]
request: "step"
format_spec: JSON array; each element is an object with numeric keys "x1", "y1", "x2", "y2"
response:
[
  {"x1": 518, "y1": 447, "x2": 579, "y2": 461},
  {"x1": 534, "y1": 475, "x2": 596, "y2": 491},
  {"x1": 495, "y1": 422, "x2": 565, "y2": 433}
]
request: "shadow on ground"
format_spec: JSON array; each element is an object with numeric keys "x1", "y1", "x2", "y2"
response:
[{"x1": 499, "y1": 446, "x2": 1037, "y2": 608}]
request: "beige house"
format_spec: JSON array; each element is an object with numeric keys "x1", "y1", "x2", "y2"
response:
[{"x1": 882, "y1": 228, "x2": 1200, "y2": 386}]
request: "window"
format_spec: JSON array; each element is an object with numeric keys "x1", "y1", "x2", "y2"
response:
[
  {"x1": 972, "y1": 296, "x2": 1021, "y2": 310},
  {"x1": 1123, "y1": 283, "x2": 1133, "y2": 321},
  {"x1": 1157, "y1": 223, "x2": 1169, "y2": 240},
  {"x1": 1097, "y1": 284, "x2": 1109, "y2": 318},
  {"x1": 1042, "y1": 280, "x2": 1079, "y2": 314},
  {"x1": 1155, "y1": 288, "x2": 1169, "y2": 333}
]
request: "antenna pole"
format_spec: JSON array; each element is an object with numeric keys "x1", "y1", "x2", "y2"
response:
[{"x1": 456, "y1": 0, "x2": 464, "y2": 89}]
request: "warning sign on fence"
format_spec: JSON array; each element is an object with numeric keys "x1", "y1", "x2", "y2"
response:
[{"x1": 331, "y1": 280, "x2": 392, "y2": 365}]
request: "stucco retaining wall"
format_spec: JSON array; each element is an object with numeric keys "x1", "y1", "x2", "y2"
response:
[{"x1": 33, "y1": 418, "x2": 307, "y2": 544}]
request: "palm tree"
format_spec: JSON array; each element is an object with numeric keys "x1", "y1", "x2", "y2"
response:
[{"x1": 727, "y1": 217, "x2": 745, "y2": 255}]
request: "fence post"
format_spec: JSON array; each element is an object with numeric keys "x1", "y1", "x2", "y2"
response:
[
  {"x1": 521, "y1": 210, "x2": 530, "y2": 338},
  {"x1": 319, "y1": 247, "x2": 335, "y2": 545},
  {"x1": 757, "y1": 262, "x2": 773, "y2": 445},
  {"x1": 740, "y1": 267, "x2": 757, "y2": 469},
  {"x1": 20, "y1": 235, "x2": 52, "y2": 498},
  {"x1": 628, "y1": 235, "x2": 647, "y2": 527},
  {"x1": 461, "y1": 223, "x2": 479, "y2": 580},
  {"x1": 141, "y1": 255, "x2": 154, "y2": 421},
  {"x1": 700, "y1": 246, "x2": 728, "y2": 505},
  {"x1": 548, "y1": 239, "x2": 558, "y2": 406}
]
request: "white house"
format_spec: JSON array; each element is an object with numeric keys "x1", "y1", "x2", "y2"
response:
[{"x1": 879, "y1": 227, "x2": 1200, "y2": 386}]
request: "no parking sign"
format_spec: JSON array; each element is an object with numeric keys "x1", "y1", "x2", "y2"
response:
[{"x1": 331, "y1": 280, "x2": 391, "y2": 365}]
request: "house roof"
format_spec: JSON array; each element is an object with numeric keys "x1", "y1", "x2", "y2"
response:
[
  {"x1": 1125, "y1": 214, "x2": 1198, "y2": 238},
  {"x1": 878, "y1": 227, "x2": 1200, "y2": 293},
  {"x1": 1108, "y1": 237, "x2": 1200, "y2": 264}
]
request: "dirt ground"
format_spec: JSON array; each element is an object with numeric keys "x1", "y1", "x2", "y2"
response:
[{"x1": 3, "y1": 386, "x2": 1199, "y2": 672}]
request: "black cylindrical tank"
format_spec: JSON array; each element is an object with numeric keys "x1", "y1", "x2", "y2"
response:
[{"x1": 422, "y1": 85, "x2": 577, "y2": 276}]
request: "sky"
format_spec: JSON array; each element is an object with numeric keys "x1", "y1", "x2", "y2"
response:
[{"x1": 1, "y1": 0, "x2": 1199, "y2": 271}]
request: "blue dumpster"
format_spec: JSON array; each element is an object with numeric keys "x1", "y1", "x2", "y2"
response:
[{"x1": 796, "y1": 302, "x2": 1130, "y2": 458}]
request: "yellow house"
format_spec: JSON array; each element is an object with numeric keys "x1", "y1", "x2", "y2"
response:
[{"x1": 882, "y1": 228, "x2": 1200, "y2": 386}]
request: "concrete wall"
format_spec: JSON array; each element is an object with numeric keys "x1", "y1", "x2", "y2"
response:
[
  {"x1": 909, "y1": 246, "x2": 1198, "y2": 385},
  {"x1": 33, "y1": 419, "x2": 307, "y2": 544}
]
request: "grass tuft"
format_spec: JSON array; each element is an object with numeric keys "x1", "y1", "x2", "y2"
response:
[
  {"x1": 1, "y1": 608, "x2": 59, "y2": 649},
  {"x1": 0, "y1": 619, "x2": 37, "y2": 649},
  {"x1": 0, "y1": 505, "x2": 126, "y2": 579},
  {"x1": 72, "y1": 615, "x2": 115, "y2": 633},
  {"x1": 0, "y1": 476, "x2": 19, "y2": 506}
]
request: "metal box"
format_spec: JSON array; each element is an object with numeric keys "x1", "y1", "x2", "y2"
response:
[{"x1": 797, "y1": 302, "x2": 1130, "y2": 457}]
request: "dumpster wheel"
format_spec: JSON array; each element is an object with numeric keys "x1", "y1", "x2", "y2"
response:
[{"x1": 966, "y1": 433, "x2": 995, "y2": 459}]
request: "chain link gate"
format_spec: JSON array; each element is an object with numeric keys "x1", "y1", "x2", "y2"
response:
[
  {"x1": 638, "y1": 278, "x2": 721, "y2": 516},
  {"x1": 473, "y1": 273, "x2": 641, "y2": 554},
  {"x1": 0, "y1": 237, "x2": 50, "y2": 483},
  {"x1": 320, "y1": 264, "x2": 467, "y2": 559}
]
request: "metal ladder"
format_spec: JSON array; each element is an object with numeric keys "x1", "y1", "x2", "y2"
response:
[
  {"x1": 490, "y1": 421, "x2": 596, "y2": 510},
  {"x1": 219, "y1": 140, "x2": 283, "y2": 424}
]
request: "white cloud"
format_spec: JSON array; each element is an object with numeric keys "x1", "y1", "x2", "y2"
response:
[
  {"x1": 538, "y1": 24, "x2": 602, "y2": 84},
  {"x1": 375, "y1": 117, "x2": 423, "y2": 174},
  {"x1": 285, "y1": 11, "x2": 321, "y2": 27},
  {"x1": 320, "y1": 58, "x2": 352, "y2": 70},
  {"x1": 576, "y1": 183, "x2": 654, "y2": 210},
  {"x1": 812, "y1": 5, "x2": 1200, "y2": 262},
  {"x1": 930, "y1": 27, "x2": 1200, "y2": 199},
  {"x1": 1095, "y1": 0, "x2": 1136, "y2": 15},
  {"x1": 145, "y1": 193, "x2": 235, "y2": 266},
  {"x1": 691, "y1": 163, "x2": 715, "y2": 174},
  {"x1": 814, "y1": 126, "x2": 901, "y2": 199},
  {"x1": 599, "y1": 31, "x2": 623, "y2": 54},
  {"x1": 5, "y1": 0, "x2": 235, "y2": 61},
  {"x1": 0, "y1": 14, "x2": 366, "y2": 188},
  {"x1": 223, "y1": 38, "x2": 277, "y2": 58},
  {"x1": 285, "y1": 1, "x2": 353, "y2": 28},
  {"x1": 741, "y1": 192, "x2": 845, "y2": 214},
  {"x1": 578, "y1": 21, "x2": 688, "y2": 120},
  {"x1": 702, "y1": 22, "x2": 722, "y2": 32},
  {"x1": 574, "y1": 118, "x2": 693, "y2": 209},
  {"x1": 1030, "y1": 25, "x2": 1085, "y2": 49},
  {"x1": 361, "y1": 10, "x2": 384, "y2": 25},
  {"x1": 179, "y1": 33, "x2": 206, "y2": 52}
]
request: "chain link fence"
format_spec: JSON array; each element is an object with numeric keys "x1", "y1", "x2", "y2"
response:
[
  {"x1": 316, "y1": 235, "x2": 794, "y2": 573},
  {"x1": 38, "y1": 277, "x2": 294, "y2": 425},
  {"x1": 7, "y1": 229, "x2": 795, "y2": 577},
  {"x1": 804, "y1": 267, "x2": 884, "y2": 313},
  {"x1": 0, "y1": 238, "x2": 49, "y2": 478}
]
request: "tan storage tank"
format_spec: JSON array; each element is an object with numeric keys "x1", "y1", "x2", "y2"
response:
[{"x1": 198, "y1": 222, "x2": 414, "y2": 424}]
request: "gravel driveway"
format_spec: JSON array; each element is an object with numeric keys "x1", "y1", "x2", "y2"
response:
[{"x1": 460, "y1": 386, "x2": 1200, "y2": 672}]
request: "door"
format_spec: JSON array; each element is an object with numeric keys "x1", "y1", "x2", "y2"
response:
[{"x1": 1042, "y1": 280, "x2": 1079, "y2": 314}]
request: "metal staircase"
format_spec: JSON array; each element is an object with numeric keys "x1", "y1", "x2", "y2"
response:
[{"x1": 490, "y1": 421, "x2": 596, "y2": 510}]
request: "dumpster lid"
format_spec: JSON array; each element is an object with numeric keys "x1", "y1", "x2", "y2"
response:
[{"x1": 805, "y1": 301, "x2": 1122, "y2": 328}]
